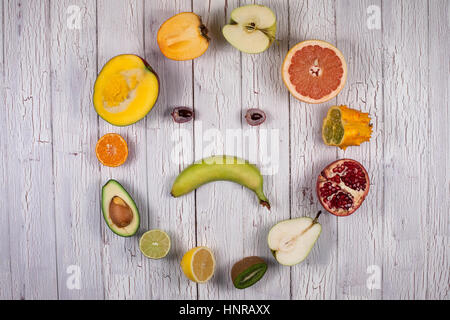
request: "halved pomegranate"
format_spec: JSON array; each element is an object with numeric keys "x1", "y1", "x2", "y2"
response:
[{"x1": 316, "y1": 159, "x2": 370, "y2": 216}]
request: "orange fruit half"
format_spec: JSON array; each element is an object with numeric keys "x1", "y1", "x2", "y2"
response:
[
  {"x1": 282, "y1": 40, "x2": 347, "y2": 104},
  {"x1": 157, "y1": 12, "x2": 210, "y2": 61},
  {"x1": 95, "y1": 133, "x2": 128, "y2": 167}
]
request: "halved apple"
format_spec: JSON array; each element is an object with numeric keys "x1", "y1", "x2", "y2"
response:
[
  {"x1": 222, "y1": 4, "x2": 276, "y2": 54},
  {"x1": 93, "y1": 54, "x2": 159, "y2": 126}
]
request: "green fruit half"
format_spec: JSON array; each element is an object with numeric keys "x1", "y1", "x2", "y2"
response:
[
  {"x1": 139, "y1": 229, "x2": 171, "y2": 259},
  {"x1": 222, "y1": 4, "x2": 277, "y2": 54},
  {"x1": 102, "y1": 179, "x2": 140, "y2": 237},
  {"x1": 231, "y1": 257, "x2": 268, "y2": 289}
]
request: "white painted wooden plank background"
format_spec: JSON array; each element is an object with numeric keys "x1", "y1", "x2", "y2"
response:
[{"x1": 1, "y1": 0, "x2": 448, "y2": 300}]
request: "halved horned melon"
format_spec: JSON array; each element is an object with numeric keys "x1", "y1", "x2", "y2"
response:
[
  {"x1": 93, "y1": 54, "x2": 159, "y2": 126},
  {"x1": 322, "y1": 105, "x2": 372, "y2": 150}
]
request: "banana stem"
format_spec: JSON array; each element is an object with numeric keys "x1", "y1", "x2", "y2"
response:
[
  {"x1": 256, "y1": 189, "x2": 270, "y2": 211},
  {"x1": 260, "y1": 200, "x2": 271, "y2": 211}
]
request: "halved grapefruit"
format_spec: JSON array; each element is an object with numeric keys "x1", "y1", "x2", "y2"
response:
[{"x1": 282, "y1": 40, "x2": 347, "y2": 104}]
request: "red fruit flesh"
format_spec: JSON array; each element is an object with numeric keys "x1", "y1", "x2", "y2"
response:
[
  {"x1": 289, "y1": 46, "x2": 344, "y2": 100},
  {"x1": 316, "y1": 159, "x2": 369, "y2": 216}
]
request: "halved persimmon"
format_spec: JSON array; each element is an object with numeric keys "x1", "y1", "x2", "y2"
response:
[
  {"x1": 157, "y1": 12, "x2": 210, "y2": 61},
  {"x1": 96, "y1": 133, "x2": 129, "y2": 167}
]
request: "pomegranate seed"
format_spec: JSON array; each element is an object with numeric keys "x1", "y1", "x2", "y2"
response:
[{"x1": 330, "y1": 175, "x2": 341, "y2": 184}]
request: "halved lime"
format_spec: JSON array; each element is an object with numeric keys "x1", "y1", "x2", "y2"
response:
[{"x1": 139, "y1": 229, "x2": 171, "y2": 259}]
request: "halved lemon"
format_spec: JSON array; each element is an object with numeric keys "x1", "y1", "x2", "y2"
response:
[{"x1": 180, "y1": 246, "x2": 216, "y2": 283}]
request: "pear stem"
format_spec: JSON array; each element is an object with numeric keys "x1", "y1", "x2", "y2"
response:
[
  {"x1": 298, "y1": 211, "x2": 322, "y2": 237},
  {"x1": 312, "y1": 211, "x2": 322, "y2": 224},
  {"x1": 281, "y1": 211, "x2": 323, "y2": 250}
]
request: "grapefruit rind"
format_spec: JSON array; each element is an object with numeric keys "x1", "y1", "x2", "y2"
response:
[{"x1": 282, "y1": 40, "x2": 347, "y2": 104}]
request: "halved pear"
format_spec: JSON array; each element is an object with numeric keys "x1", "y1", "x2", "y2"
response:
[
  {"x1": 222, "y1": 5, "x2": 276, "y2": 54},
  {"x1": 267, "y1": 212, "x2": 322, "y2": 266}
]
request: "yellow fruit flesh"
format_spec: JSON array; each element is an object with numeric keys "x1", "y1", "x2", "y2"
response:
[
  {"x1": 157, "y1": 12, "x2": 209, "y2": 61},
  {"x1": 192, "y1": 249, "x2": 215, "y2": 282},
  {"x1": 181, "y1": 247, "x2": 215, "y2": 283},
  {"x1": 93, "y1": 55, "x2": 159, "y2": 126},
  {"x1": 103, "y1": 73, "x2": 130, "y2": 107},
  {"x1": 322, "y1": 105, "x2": 372, "y2": 150}
]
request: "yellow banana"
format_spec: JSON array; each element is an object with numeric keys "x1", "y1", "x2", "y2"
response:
[{"x1": 171, "y1": 155, "x2": 270, "y2": 210}]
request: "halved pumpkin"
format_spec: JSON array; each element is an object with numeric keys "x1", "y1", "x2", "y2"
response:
[{"x1": 93, "y1": 54, "x2": 159, "y2": 126}]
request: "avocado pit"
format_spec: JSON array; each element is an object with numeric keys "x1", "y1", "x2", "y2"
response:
[{"x1": 109, "y1": 196, "x2": 133, "y2": 228}]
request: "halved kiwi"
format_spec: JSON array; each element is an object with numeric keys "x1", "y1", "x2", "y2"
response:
[{"x1": 231, "y1": 256, "x2": 267, "y2": 289}]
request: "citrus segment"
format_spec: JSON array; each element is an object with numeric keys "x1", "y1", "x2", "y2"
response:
[
  {"x1": 139, "y1": 229, "x2": 171, "y2": 259},
  {"x1": 95, "y1": 133, "x2": 128, "y2": 167},
  {"x1": 282, "y1": 40, "x2": 347, "y2": 104},
  {"x1": 180, "y1": 246, "x2": 216, "y2": 283}
]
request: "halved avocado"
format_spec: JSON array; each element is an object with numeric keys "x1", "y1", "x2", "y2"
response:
[
  {"x1": 93, "y1": 54, "x2": 159, "y2": 126},
  {"x1": 101, "y1": 179, "x2": 140, "y2": 237}
]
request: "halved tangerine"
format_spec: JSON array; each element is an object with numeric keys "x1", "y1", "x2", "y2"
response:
[
  {"x1": 282, "y1": 40, "x2": 347, "y2": 104},
  {"x1": 95, "y1": 133, "x2": 128, "y2": 167}
]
